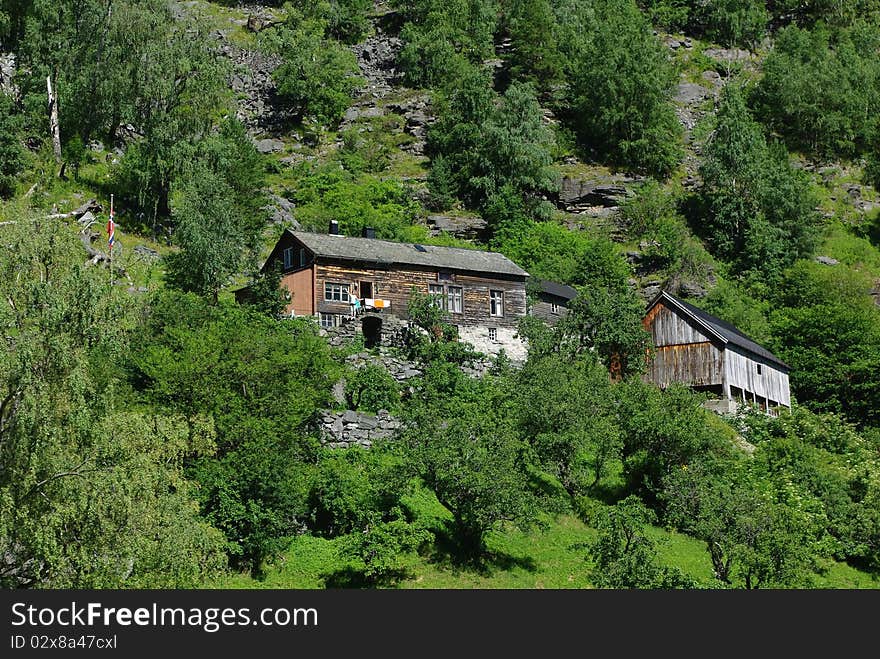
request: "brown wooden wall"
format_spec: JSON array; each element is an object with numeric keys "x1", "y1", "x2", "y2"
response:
[
  {"x1": 280, "y1": 266, "x2": 315, "y2": 317},
  {"x1": 314, "y1": 261, "x2": 527, "y2": 327},
  {"x1": 644, "y1": 341, "x2": 724, "y2": 388},
  {"x1": 530, "y1": 294, "x2": 569, "y2": 325},
  {"x1": 644, "y1": 301, "x2": 711, "y2": 346}
]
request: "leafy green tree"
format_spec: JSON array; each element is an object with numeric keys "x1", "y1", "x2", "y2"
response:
[
  {"x1": 769, "y1": 262, "x2": 880, "y2": 428},
  {"x1": 751, "y1": 23, "x2": 880, "y2": 159},
  {"x1": 428, "y1": 71, "x2": 558, "y2": 222},
  {"x1": 517, "y1": 354, "x2": 622, "y2": 496},
  {"x1": 110, "y1": 12, "x2": 230, "y2": 229},
  {"x1": 164, "y1": 170, "x2": 243, "y2": 302},
  {"x1": 396, "y1": 0, "x2": 499, "y2": 87},
  {"x1": 133, "y1": 293, "x2": 339, "y2": 573},
  {"x1": 308, "y1": 448, "x2": 409, "y2": 537},
  {"x1": 0, "y1": 95, "x2": 23, "y2": 198},
  {"x1": 265, "y1": 12, "x2": 362, "y2": 126},
  {"x1": 663, "y1": 459, "x2": 819, "y2": 588},
  {"x1": 589, "y1": 496, "x2": 698, "y2": 588},
  {"x1": 502, "y1": 0, "x2": 564, "y2": 93},
  {"x1": 616, "y1": 381, "x2": 737, "y2": 501},
  {"x1": 337, "y1": 518, "x2": 433, "y2": 585},
  {"x1": 744, "y1": 406, "x2": 880, "y2": 569},
  {"x1": 563, "y1": 0, "x2": 682, "y2": 177},
  {"x1": 0, "y1": 216, "x2": 227, "y2": 588},
  {"x1": 240, "y1": 263, "x2": 290, "y2": 318},
  {"x1": 697, "y1": 84, "x2": 820, "y2": 280},
  {"x1": 345, "y1": 364, "x2": 402, "y2": 414},
  {"x1": 698, "y1": 0, "x2": 768, "y2": 49},
  {"x1": 158, "y1": 119, "x2": 266, "y2": 299},
  {"x1": 402, "y1": 367, "x2": 539, "y2": 556}
]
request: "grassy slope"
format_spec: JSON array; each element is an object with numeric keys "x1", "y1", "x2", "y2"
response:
[{"x1": 210, "y1": 514, "x2": 878, "y2": 590}]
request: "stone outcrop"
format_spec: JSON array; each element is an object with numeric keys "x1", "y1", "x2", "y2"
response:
[{"x1": 318, "y1": 409, "x2": 403, "y2": 449}]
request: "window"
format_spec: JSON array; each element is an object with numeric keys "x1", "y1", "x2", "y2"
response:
[
  {"x1": 324, "y1": 282, "x2": 350, "y2": 302},
  {"x1": 488, "y1": 327, "x2": 497, "y2": 341},
  {"x1": 298, "y1": 248, "x2": 306, "y2": 267},
  {"x1": 283, "y1": 247, "x2": 295, "y2": 269},
  {"x1": 428, "y1": 284, "x2": 444, "y2": 308},
  {"x1": 438, "y1": 271, "x2": 454, "y2": 283},
  {"x1": 428, "y1": 284, "x2": 463, "y2": 314},
  {"x1": 319, "y1": 313, "x2": 339, "y2": 329},
  {"x1": 490, "y1": 290, "x2": 504, "y2": 317},
  {"x1": 756, "y1": 364, "x2": 763, "y2": 375},
  {"x1": 550, "y1": 302, "x2": 559, "y2": 315},
  {"x1": 447, "y1": 286, "x2": 463, "y2": 314}
]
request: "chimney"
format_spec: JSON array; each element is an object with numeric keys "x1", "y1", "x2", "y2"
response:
[
  {"x1": 362, "y1": 227, "x2": 376, "y2": 239},
  {"x1": 329, "y1": 220, "x2": 339, "y2": 235}
]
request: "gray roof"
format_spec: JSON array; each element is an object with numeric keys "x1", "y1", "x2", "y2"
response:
[
  {"x1": 651, "y1": 291, "x2": 790, "y2": 371},
  {"x1": 289, "y1": 230, "x2": 528, "y2": 278},
  {"x1": 537, "y1": 279, "x2": 578, "y2": 301}
]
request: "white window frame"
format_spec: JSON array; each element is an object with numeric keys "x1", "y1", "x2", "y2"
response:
[
  {"x1": 283, "y1": 247, "x2": 295, "y2": 269},
  {"x1": 488, "y1": 327, "x2": 497, "y2": 342},
  {"x1": 550, "y1": 301, "x2": 559, "y2": 315},
  {"x1": 319, "y1": 313, "x2": 339, "y2": 329},
  {"x1": 490, "y1": 290, "x2": 504, "y2": 317},
  {"x1": 298, "y1": 248, "x2": 306, "y2": 267},
  {"x1": 447, "y1": 286, "x2": 463, "y2": 314},
  {"x1": 324, "y1": 282, "x2": 350, "y2": 303},
  {"x1": 428, "y1": 284, "x2": 444, "y2": 309}
]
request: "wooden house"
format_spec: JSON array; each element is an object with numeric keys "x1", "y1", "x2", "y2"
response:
[
  {"x1": 643, "y1": 290, "x2": 791, "y2": 413},
  {"x1": 252, "y1": 224, "x2": 530, "y2": 360},
  {"x1": 529, "y1": 279, "x2": 578, "y2": 325}
]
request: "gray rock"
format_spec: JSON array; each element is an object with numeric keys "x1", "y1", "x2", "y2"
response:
[
  {"x1": 133, "y1": 245, "x2": 161, "y2": 262},
  {"x1": 675, "y1": 82, "x2": 709, "y2": 105},
  {"x1": 342, "y1": 409, "x2": 360, "y2": 424},
  {"x1": 427, "y1": 214, "x2": 488, "y2": 240},
  {"x1": 265, "y1": 193, "x2": 299, "y2": 227},
  {"x1": 704, "y1": 48, "x2": 751, "y2": 62},
  {"x1": 679, "y1": 281, "x2": 708, "y2": 298},
  {"x1": 359, "y1": 416, "x2": 379, "y2": 430},
  {"x1": 815, "y1": 255, "x2": 840, "y2": 266},
  {"x1": 557, "y1": 176, "x2": 632, "y2": 210},
  {"x1": 254, "y1": 138, "x2": 284, "y2": 154},
  {"x1": 668, "y1": 40, "x2": 681, "y2": 50},
  {"x1": 332, "y1": 380, "x2": 346, "y2": 405}
]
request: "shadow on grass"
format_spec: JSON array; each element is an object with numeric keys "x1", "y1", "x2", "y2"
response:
[
  {"x1": 321, "y1": 567, "x2": 412, "y2": 589},
  {"x1": 422, "y1": 523, "x2": 537, "y2": 577}
]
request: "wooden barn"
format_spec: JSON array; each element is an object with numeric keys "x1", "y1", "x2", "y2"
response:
[{"x1": 643, "y1": 291, "x2": 791, "y2": 414}]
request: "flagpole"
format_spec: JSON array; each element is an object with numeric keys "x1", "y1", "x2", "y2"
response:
[{"x1": 109, "y1": 194, "x2": 114, "y2": 288}]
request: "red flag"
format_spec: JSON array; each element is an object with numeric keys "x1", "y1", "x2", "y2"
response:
[{"x1": 107, "y1": 198, "x2": 115, "y2": 252}]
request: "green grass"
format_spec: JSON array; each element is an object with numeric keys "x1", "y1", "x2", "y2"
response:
[{"x1": 207, "y1": 510, "x2": 880, "y2": 590}]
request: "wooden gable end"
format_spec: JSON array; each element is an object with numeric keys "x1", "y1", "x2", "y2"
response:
[
  {"x1": 643, "y1": 300, "x2": 714, "y2": 347},
  {"x1": 643, "y1": 299, "x2": 724, "y2": 389}
]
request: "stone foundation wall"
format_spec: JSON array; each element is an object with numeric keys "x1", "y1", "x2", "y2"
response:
[
  {"x1": 457, "y1": 325, "x2": 528, "y2": 363},
  {"x1": 318, "y1": 409, "x2": 403, "y2": 449}
]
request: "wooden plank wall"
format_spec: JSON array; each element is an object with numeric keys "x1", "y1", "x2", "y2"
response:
[
  {"x1": 530, "y1": 296, "x2": 568, "y2": 325},
  {"x1": 644, "y1": 302, "x2": 711, "y2": 346},
  {"x1": 724, "y1": 347, "x2": 791, "y2": 407},
  {"x1": 644, "y1": 341, "x2": 724, "y2": 388},
  {"x1": 315, "y1": 261, "x2": 527, "y2": 328},
  {"x1": 280, "y1": 266, "x2": 315, "y2": 316}
]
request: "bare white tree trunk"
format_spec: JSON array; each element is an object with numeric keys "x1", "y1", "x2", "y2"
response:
[{"x1": 46, "y1": 74, "x2": 61, "y2": 164}]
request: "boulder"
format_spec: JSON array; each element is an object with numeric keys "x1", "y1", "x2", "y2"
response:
[{"x1": 254, "y1": 138, "x2": 285, "y2": 154}]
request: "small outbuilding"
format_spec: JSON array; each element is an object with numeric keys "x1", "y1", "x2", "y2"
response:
[{"x1": 643, "y1": 290, "x2": 791, "y2": 414}]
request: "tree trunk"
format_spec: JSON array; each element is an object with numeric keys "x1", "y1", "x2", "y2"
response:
[{"x1": 47, "y1": 74, "x2": 62, "y2": 165}]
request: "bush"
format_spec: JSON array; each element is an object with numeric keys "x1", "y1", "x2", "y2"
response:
[{"x1": 345, "y1": 364, "x2": 401, "y2": 415}]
